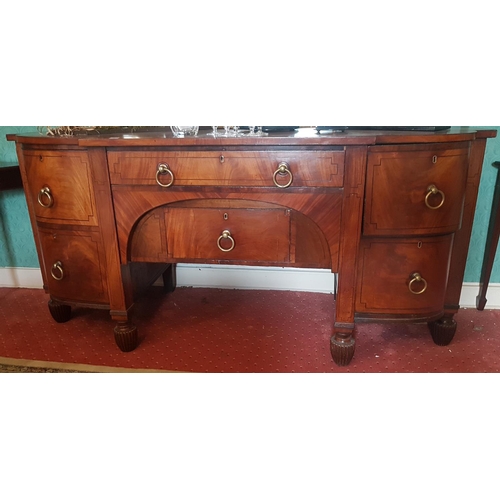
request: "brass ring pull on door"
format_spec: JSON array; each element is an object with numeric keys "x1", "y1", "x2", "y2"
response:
[
  {"x1": 156, "y1": 163, "x2": 174, "y2": 188},
  {"x1": 217, "y1": 230, "x2": 235, "y2": 252},
  {"x1": 51, "y1": 261, "x2": 64, "y2": 281},
  {"x1": 425, "y1": 184, "x2": 445, "y2": 209},
  {"x1": 273, "y1": 162, "x2": 293, "y2": 188},
  {"x1": 408, "y1": 272, "x2": 428, "y2": 295},
  {"x1": 38, "y1": 187, "x2": 54, "y2": 208}
]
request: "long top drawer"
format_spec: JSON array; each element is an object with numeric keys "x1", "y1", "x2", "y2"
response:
[{"x1": 107, "y1": 150, "x2": 345, "y2": 188}]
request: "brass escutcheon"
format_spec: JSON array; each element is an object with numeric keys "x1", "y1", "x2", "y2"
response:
[
  {"x1": 156, "y1": 163, "x2": 174, "y2": 187},
  {"x1": 425, "y1": 184, "x2": 445, "y2": 209},
  {"x1": 217, "y1": 230, "x2": 235, "y2": 252},
  {"x1": 408, "y1": 272, "x2": 428, "y2": 295},
  {"x1": 37, "y1": 186, "x2": 54, "y2": 208}
]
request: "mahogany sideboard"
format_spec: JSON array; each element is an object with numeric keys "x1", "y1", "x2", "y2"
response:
[{"x1": 7, "y1": 128, "x2": 497, "y2": 366}]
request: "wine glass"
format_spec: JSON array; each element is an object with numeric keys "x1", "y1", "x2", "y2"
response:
[
  {"x1": 222, "y1": 126, "x2": 236, "y2": 137},
  {"x1": 208, "y1": 126, "x2": 219, "y2": 137},
  {"x1": 247, "y1": 126, "x2": 267, "y2": 136}
]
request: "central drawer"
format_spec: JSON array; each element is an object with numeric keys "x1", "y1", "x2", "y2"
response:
[
  {"x1": 164, "y1": 207, "x2": 292, "y2": 262},
  {"x1": 107, "y1": 150, "x2": 344, "y2": 188}
]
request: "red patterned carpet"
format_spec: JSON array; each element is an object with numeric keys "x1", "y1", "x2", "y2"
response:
[{"x1": 1, "y1": 286, "x2": 499, "y2": 372}]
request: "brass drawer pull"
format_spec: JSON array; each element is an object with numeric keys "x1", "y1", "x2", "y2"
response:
[
  {"x1": 38, "y1": 186, "x2": 54, "y2": 208},
  {"x1": 51, "y1": 261, "x2": 64, "y2": 281},
  {"x1": 217, "y1": 230, "x2": 235, "y2": 252},
  {"x1": 273, "y1": 162, "x2": 293, "y2": 188},
  {"x1": 156, "y1": 163, "x2": 174, "y2": 188},
  {"x1": 408, "y1": 272, "x2": 428, "y2": 295},
  {"x1": 425, "y1": 184, "x2": 445, "y2": 210}
]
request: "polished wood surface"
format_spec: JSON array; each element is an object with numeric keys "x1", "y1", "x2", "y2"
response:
[
  {"x1": 364, "y1": 144, "x2": 469, "y2": 236},
  {"x1": 7, "y1": 127, "x2": 497, "y2": 366},
  {"x1": 108, "y1": 150, "x2": 345, "y2": 187}
]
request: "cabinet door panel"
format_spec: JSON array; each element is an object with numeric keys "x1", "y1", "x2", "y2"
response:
[
  {"x1": 364, "y1": 147, "x2": 469, "y2": 236},
  {"x1": 356, "y1": 236, "x2": 453, "y2": 315},
  {"x1": 38, "y1": 228, "x2": 109, "y2": 304},
  {"x1": 24, "y1": 150, "x2": 98, "y2": 226}
]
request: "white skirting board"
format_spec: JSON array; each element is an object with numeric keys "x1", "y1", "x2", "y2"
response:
[{"x1": 2, "y1": 265, "x2": 500, "y2": 309}]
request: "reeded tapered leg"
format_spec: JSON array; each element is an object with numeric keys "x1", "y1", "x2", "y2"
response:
[
  {"x1": 330, "y1": 326, "x2": 356, "y2": 366},
  {"x1": 48, "y1": 299, "x2": 72, "y2": 323},
  {"x1": 113, "y1": 321, "x2": 138, "y2": 352},
  {"x1": 428, "y1": 314, "x2": 457, "y2": 346}
]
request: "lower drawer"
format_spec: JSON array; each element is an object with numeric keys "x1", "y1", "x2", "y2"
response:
[
  {"x1": 355, "y1": 235, "x2": 453, "y2": 316},
  {"x1": 165, "y1": 206, "x2": 292, "y2": 262},
  {"x1": 38, "y1": 227, "x2": 109, "y2": 305}
]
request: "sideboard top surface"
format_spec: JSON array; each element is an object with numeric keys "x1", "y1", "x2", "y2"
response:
[{"x1": 7, "y1": 127, "x2": 497, "y2": 148}]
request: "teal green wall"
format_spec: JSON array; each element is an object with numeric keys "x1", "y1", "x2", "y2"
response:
[
  {"x1": 0, "y1": 126, "x2": 39, "y2": 267},
  {"x1": 464, "y1": 126, "x2": 500, "y2": 281},
  {"x1": 1, "y1": 126, "x2": 500, "y2": 281}
]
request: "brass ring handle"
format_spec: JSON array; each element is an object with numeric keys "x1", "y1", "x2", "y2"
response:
[
  {"x1": 273, "y1": 162, "x2": 293, "y2": 188},
  {"x1": 408, "y1": 272, "x2": 428, "y2": 295},
  {"x1": 38, "y1": 187, "x2": 54, "y2": 208},
  {"x1": 425, "y1": 184, "x2": 445, "y2": 210},
  {"x1": 156, "y1": 163, "x2": 174, "y2": 188},
  {"x1": 51, "y1": 261, "x2": 64, "y2": 281},
  {"x1": 217, "y1": 230, "x2": 235, "y2": 252}
]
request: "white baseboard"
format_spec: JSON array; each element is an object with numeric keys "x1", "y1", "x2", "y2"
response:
[
  {"x1": 459, "y1": 282, "x2": 500, "y2": 309},
  {"x1": 0, "y1": 267, "x2": 44, "y2": 289},
  {"x1": 175, "y1": 265, "x2": 336, "y2": 293},
  {"x1": 2, "y1": 265, "x2": 499, "y2": 309}
]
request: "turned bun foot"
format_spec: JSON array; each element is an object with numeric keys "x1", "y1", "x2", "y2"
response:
[
  {"x1": 330, "y1": 335, "x2": 356, "y2": 366},
  {"x1": 114, "y1": 322, "x2": 138, "y2": 352},
  {"x1": 48, "y1": 299, "x2": 72, "y2": 323},
  {"x1": 428, "y1": 316, "x2": 457, "y2": 346}
]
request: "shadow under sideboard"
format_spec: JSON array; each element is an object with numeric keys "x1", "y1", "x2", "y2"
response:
[{"x1": 0, "y1": 164, "x2": 22, "y2": 191}]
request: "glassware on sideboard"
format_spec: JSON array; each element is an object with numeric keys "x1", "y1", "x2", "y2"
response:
[{"x1": 170, "y1": 126, "x2": 199, "y2": 137}]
